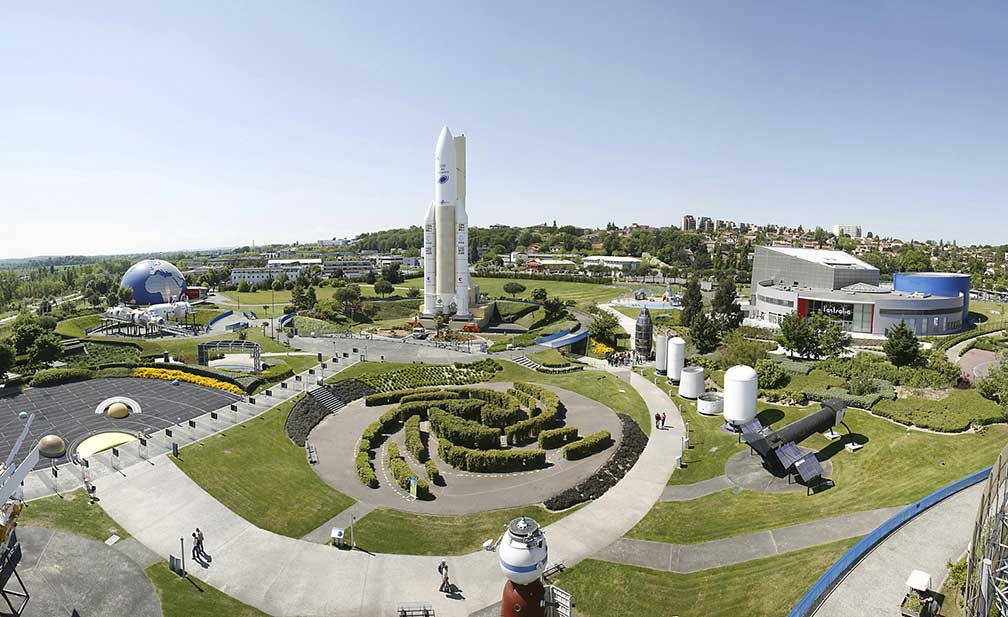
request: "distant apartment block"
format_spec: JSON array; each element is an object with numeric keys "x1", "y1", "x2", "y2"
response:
[{"x1": 832, "y1": 224, "x2": 862, "y2": 238}]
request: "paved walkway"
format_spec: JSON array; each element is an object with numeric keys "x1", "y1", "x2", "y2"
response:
[
  {"x1": 660, "y1": 475, "x2": 734, "y2": 501},
  {"x1": 595, "y1": 506, "x2": 901, "y2": 573},
  {"x1": 814, "y1": 483, "x2": 983, "y2": 617},
  {"x1": 95, "y1": 366, "x2": 684, "y2": 617},
  {"x1": 945, "y1": 328, "x2": 1006, "y2": 362}
]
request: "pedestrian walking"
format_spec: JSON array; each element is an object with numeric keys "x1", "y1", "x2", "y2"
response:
[
  {"x1": 654, "y1": 412, "x2": 661, "y2": 429},
  {"x1": 191, "y1": 533, "x2": 201, "y2": 561},
  {"x1": 195, "y1": 528, "x2": 207, "y2": 558},
  {"x1": 661, "y1": 412, "x2": 666, "y2": 429},
  {"x1": 437, "y1": 560, "x2": 450, "y2": 593}
]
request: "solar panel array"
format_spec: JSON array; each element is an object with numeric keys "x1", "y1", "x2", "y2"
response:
[
  {"x1": 794, "y1": 454, "x2": 824, "y2": 483},
  {"x1": 775, "y1": 441, "x2": 804, "y2": 470},
  {"x1": 739, "y1": 418, "x2": 763, "y2": 435}
]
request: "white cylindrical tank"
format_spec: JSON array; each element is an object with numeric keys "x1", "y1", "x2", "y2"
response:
[
  {"x1": 723, "y1": 364, "x2": 758, "y2": 425},
  {"x1": 655, "y1": 334, "x2": 669, "y2": 374},
  {"x1": 667, "y1": 337, "x2": 686, "y2": 382},
  {"x1": 679, "y1": 366, "x2": 704, "y2": 399},
  {"x1": 498, "y1": 517, "x2": 548, "y2": 586},
  {"x1": 697, "y1": 391, "x2": 724, "y2": 416}
]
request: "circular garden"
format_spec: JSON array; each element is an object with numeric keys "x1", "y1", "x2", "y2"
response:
[{"x1": 308, "y1": 382, "x2": 629, "y2": 514}]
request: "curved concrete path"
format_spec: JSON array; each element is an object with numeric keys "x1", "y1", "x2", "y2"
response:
[
  {"x1": 596, "y1": 506, "x2": 901, "y2": 573},
  {"x1": 813, "y1": 482, "x2": 983, "y2": 617},
  {"x1": 661, "y1": 475, "x2": 734, "y2": 501},
  {"x1": 95, "y1": 367, "x2": 683, "y2": 617}
]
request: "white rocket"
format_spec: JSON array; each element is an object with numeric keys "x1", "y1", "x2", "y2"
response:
[{"x1": 423, "y1": 126, "x2": 470, "y2": 318}]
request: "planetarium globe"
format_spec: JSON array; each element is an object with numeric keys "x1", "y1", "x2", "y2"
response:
[{"x1": 120, "y1": 259, "x2": 187, "y2": 305}]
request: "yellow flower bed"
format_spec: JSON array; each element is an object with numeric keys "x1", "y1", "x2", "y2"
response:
[
  {"x1": 590, "y1": 339, "x2": 615, "y2": 355},
  {"x1": 132, "y1": 367, "x2": 244, "y2": 395}
]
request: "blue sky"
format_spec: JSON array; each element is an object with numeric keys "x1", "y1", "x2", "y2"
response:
[{"x1": 2, "y1": 2, "x2": 1006, "y2": 258}]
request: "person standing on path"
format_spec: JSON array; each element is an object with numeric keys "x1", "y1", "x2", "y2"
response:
[
  {"x1": 191, "y1": 533, "x2": 201, "y2": 562},
  {"x1": 437, "y1": 560, "x2": 450, "y2": 593},
  {"x1": 661, "y1": 412, "x2": 666, "y2": 429},
  {"x1": 654, "y1": 412, "x2": 661, "y2": 429},
  {"x1": 195, "y1": 528, "x2": 208, "y2": 559}
]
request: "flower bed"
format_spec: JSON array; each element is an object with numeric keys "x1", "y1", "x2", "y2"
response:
[{"x1": 132, "y1": 367, "x2": 244, "y2": 395}]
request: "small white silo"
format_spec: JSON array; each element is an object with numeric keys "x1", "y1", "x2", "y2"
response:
[
  {"x1": 655, "y1": 334, "x2": 669, "y2": 375},
  {"x1": 678, "y1": 366, "x2": 705, "y2": 399},
  {"x1": 667, "y1": 337, "x2": 686, "y2": 382},
  {"x1": 723, "y1": 364, "x2": 758, "y2": 425}
]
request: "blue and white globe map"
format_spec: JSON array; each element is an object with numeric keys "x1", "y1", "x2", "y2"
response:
[{"x1": 120, "y1": 259, "x2": 187, "y2": 305}]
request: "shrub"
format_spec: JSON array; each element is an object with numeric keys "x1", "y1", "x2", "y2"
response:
[
  {"x1": 848, "y1": 372, "x2": 876, "y2": 396},
  {"x1": 424, "y1": 460, "x2": 440, "y2": 483},
  {"x1": 386, "y1": 442, "x2": 429, "y2": 498},
  {"x1": 404, "y1": 415, "x2": 426, "y2": 462},
  {"x1": 804, "y1": 379, "x2": 895, "y2": 409},
  {"x1": 428, "y1": 407, "x2": 501, "y2": 450},
  {"x1": 481, "y1": 404, "x2": 526, "y2": 429},
  {"x1": 437, "y1": 437, "x2": 546, "y2": 472},
  {"x1": 755, "y1": 359, "x2": 789, "y2": 389},
  {"x1": 400, "y1": 390, "x2": 462, "y2": 404},
  {"x1": 29, "y1": 367, "x2": 93, "y2": 387},
  {"x1": 355, "y1": 451, "x2": 377, "y2": 488},
  {"x1": 284, "y1": 393, "x2": 329, "y2": 446},
  {"x1": 546, "y1": 416, "x2": 645, "y2": 510},
  {"x1": 563, "y1": 430, "x2": 612, "y2": 460},
  {"x1": 132, "y1": 367, "x2": 244, "y2": 395},
  {"x1": 538, "y1": 426, "x2": 579, "y2": 449},
  {"x1": 357, "y1": 359, "x2": 501, "y2": 392},
  {"x1": 504, "y1": 383, "x2": 565, "y2": 444},
  {"x1": 761, "y1": 388, "x2": 808, "y2": 406}
]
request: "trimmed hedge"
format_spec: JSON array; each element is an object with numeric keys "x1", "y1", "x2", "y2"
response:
[
  {"x1": 356, "y1": 451, "x2": 377, "y2": 488},
  {"x1": 357, "y1": 359, "x2": 502, "y2": 392},
  {"x1": 504, "y1": 383, "x2": 565, "y2": 445},
  {"x1": 284, "y1": 393, "x2": 328, "y2": 446},
  {"x1": 437, "y1": 437, "x2": 546, "y2": 472},
  {"x1": 386, "y1": 441, "x2": 430, "y2": 498},
  {"x1": 404, "y1": 414, "x2": 427, "y2": 462},
  {"x1": 424, "y1": 459, "x2": 441, "y2": 484},
  {"x1": 30, "y1": 367, "x2": 93, "y2": 387},
  {"x1": 401, "y1": 390, "x2": 462, "y2": 404},
  {"x1": 804, "y1": 379, "x2": 896, "y2": 410},
  {"x1": 538, "y1": 426, "x2": 579, "y2": 449},
  {"x1": 366, "y1": 387, "x2": 439, "y2": 406},
  {"x1": 563, "y1": 430, "x2": 612, "y2": 460},
  {"x1": 429, "y1": 407, "x2": 501, "y2": 450},
  {"x1": 546, "y1": 416, "x2": 645, "y2": 511},
  {"x1": 481, "y1": 404, "x2": 526, "y2": 429}
]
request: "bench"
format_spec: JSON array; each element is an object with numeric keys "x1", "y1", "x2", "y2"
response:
[
  {"x1": 543, "y1": 561, "x2": 566, "y2": 578},
  {"x1": 845, "y1": 442, "x2": 864, "y2": 453},
  {"x1": 306, "y1": 442, "x2": 319, "y2": 464}
]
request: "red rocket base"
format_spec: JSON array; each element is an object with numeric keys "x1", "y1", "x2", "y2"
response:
[{"x1": 501, "y1": 580, "x2": 546, "y2": 617}]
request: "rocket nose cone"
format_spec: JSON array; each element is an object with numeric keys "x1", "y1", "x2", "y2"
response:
[{"x1": 436, "y1": 126, "x2": 454, "y2": 152}]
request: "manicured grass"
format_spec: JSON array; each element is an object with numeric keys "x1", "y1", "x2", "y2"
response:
[
  {"x1": 610, "y1": 305, "x2": 679, "y2": 321},
  {"x1": 629, "y1": 407, "x2": 1008, "y2": 544},
  {"x1": 264, "y1": 353, "x2": 320, "y2": 375},
  {"x1": 171, "y1": 395, "x2": 355, "y2": 538},
  {"x1": 527, "y1": 348, "x2": 572, "y2": 367},
  {"x1": 784, "y1": 368, "x2": 846, "y2": 391},
  {"x1": 553, "y1": 537, "x2": 858, "y2": 617},
  {"x1": 291, "y1": 315, "x2": 349, "y2": 336},
  {"x1": 351, "y1": 504, "x2": 579, "y2": 555},
  {"x1": 86, "y1": 329, "x2": 293, "y2": 365},
  {"x1": 22, "y1": 488, "x2": 128, "y2": 542},
  {"x1": 147, "y1": 562, "x2": 270, "y2": 617},
  {"x1": 403, "y1": 277, "x2": 626, "y2": 310},
  {"x1": 56, "y1": 314, "x2": 103, "y2": 338},
  {"x1": 872, "y1": 388, "x2": 1005, "y2": 432}
]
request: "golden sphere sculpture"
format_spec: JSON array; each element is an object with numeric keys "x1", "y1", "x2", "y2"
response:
[
  {"x1": 106, "y1": 402, "x2": 130, "y2": 419},
  {"x1": 38, "y1": 435, "x2": 67, "y2": 459}
]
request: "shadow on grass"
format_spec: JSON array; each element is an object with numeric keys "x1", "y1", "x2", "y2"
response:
[{"x1": 756, "y1": 407, "x2": 785, "y2": 427}]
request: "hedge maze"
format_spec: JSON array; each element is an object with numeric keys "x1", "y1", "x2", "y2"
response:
[{"x1": 354, "y1": 382, "x2": 615, "y2": 500}]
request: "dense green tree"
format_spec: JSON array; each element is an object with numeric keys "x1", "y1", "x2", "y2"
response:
[
  {"x1": 237, "y1": 280, "x2": 251, "y2": 293},
  {"x1": 304, "y1": 286, "x2": 318, "y2": 309},
  {"x1": 779, "y1": 313, "x2": 812, "y2": 359},
  {"x1": 291, "y1": 285, "x2": 305, "y2": 309},
  {"x1": 542, "y1": 297, "x2": 566, "y2": 320},
  {"x1": 883, "y1": 320, "x2": 921, "y2": 367},
  {"x1": 0, "y1": 343, "x2": 14, "y2": 382},
  {"x1": 588, "y1": 312, "x2": 619, "y2": 346},
  {"x1": 531, "y1": 288, "x2": 548, "y2": 303},
  {"x1": 819, "y1": 321, "x2": 852, "y2": 359},
  {"x1": 373, "y1": 279, "x2": 394, "y2": 298},
  {"x1": 381, "y1": 263, "x2": 403, "y2": 284},
  {"x1": 406, "y1": 287, "x2": 420, "y2": 299},
  {"x1": 29, "y1": 332, "x2": 62, "y2": 367},
  {"x1": 680, "y1": 278, "x2": 703, "y2": 327},
  {"x1": 503, "y1": 282, "x2": 527, "y2": 298},
  {"x1": 690, "y1": 312, "x2": 721, "y2": 354},
  {"x1": 11, "y1": 313, "x2": 44, "y2": 355},
  {"x1": 711, "y1": 278, "x2": 744, "y2": 333},
  {"x1": 719, "y1": 331, "x2": 767, "y2": 369},
  {"x1": 333, "y1": 284, "x2": 363, "y2": 319}
]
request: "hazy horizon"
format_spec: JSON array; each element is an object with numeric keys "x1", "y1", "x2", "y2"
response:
[{"x1": 3, "y1": 2, "x2": 1006, "y2": 258}]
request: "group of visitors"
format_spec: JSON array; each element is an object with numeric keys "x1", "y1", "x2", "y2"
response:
[
  {"x1": 604, "y1": 350, "x2": 636, "y2": 366},
  {"x1": 654, "y1": 412, "x2": 668, "y2": 429}
]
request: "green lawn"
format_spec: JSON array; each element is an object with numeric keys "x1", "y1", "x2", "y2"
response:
[
  {"x1": 403, "y1": 277, "x2": 626, "y2": 310},
  {"x1": 352, "y1": 504, "x2": 580, "y2": 555},
  {"x1": 291, "y1": 315, "x2": 350, "y2": 336},
  {"x1": 56, "y1": 314, "x2": 103, "y2": 338},
  {"x1": 554, "y1": 537, "x2": 857, "y2": 617},
  {"x1": 872, "y1": 388, "x2": 1005, "y2": 432},
  {"x1": 629, "y1": 406, "x2": 1008, "y2": 544},
  {"x1": 171, "y1": 395, "x2": 355, "y2": 538},
  {"x1": 784, "y1": 368, "x2": 846, "y2": 391},
  {"x1": 22, "y1": 488, "x2": 128, "y2": 542},
  {"x1": 528, "y1": 348, "x2": 572, "y2": 367},
  {"x1": 147, "y1": 562, "x2": 270, "y2": 617}
]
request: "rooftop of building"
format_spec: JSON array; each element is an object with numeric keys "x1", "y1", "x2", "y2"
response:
[
  {"x1": 762, "y1": 246, "x2": 876, "y2": 270},
  {"x1": 757, "y1": 279, "x2": 962, "y2": 303}
]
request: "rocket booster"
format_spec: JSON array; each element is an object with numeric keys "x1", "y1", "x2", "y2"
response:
[
  {"x1": 423, "y1": 202, "x2": 436, "y2": 316},
  {"x1": 423, "y1": 126, "x2": 470, "y2": 317}
]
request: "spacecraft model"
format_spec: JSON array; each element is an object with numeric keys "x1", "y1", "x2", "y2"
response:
[
  {"x1": 497, "y1": 517, "x2": 549, "y2": 617},
  {"x1": 104, "y1": 301, "x2": 192, "y2": 325},
  {"x1": 742, "y1": 398, "x2": 849, "y2": 479},
  {"x1": 422, "y1": 126, "x2": 470, "y2": 318}
]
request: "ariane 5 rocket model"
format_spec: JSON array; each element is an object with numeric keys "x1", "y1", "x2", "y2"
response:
[{"x1": 423, "y1": 126, "x2": 470, "y2": 318}]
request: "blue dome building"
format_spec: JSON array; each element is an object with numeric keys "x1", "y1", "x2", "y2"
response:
[
  {"x1": 893, "y1": 272, "x2": 971, "y2": 325},
  {"x1": 121, "y1": 259, "x2": 187, "y2": 305}
]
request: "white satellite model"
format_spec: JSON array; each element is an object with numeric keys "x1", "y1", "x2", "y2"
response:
[{"x1": 104, "y1": 301, "x2": 192, "y2": 325}]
